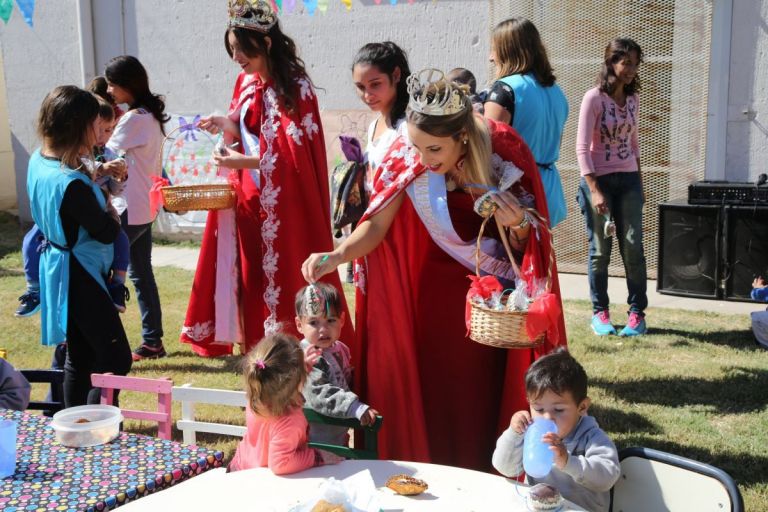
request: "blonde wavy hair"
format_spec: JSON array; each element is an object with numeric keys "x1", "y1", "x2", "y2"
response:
[{"x1": 406, "y1": 80, "x2": 495, "y2": 189}]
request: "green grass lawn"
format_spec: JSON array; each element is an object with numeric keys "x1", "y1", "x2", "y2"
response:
[{"x1": 1, "y1": 212, "x2": 766, "y2": 509}]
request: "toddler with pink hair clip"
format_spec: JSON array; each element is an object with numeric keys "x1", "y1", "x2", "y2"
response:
[{"x1": 228, "y1": 333, "x2": 343, "y2": 474}]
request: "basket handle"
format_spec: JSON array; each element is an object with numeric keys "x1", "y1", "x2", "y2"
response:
[{"x1": 474, "y1": 207, "x2": 554, "y2": 293}]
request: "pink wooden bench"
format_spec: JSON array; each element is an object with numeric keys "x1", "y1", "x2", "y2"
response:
[{"x1": 90, "y1": 373, "x2": 173, "y2": 440}]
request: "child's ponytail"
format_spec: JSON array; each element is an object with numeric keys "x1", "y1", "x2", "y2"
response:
[{"x1": 243, "y1": 333, "x2": 306, "y2": 418}]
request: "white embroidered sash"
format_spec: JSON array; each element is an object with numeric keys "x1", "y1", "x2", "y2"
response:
[{"x1": 405, "y1": 170, "x2": 518, "y2": 283}]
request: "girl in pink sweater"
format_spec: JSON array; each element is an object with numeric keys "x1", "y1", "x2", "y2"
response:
[
  {"x1": 575, "y1": 38, "x2": 648, "y2": 338},
  {"x1": 229, "y1": 333, "x2": 342, "y2": 474}
]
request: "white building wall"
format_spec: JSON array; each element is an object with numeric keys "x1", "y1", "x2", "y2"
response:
[
  {"x1": 2, "y1": 0, "x2": 767, "y2": 219},
  {"x1": 1, "y1": 0, "x2": 490, "y2": 221},
  {"x1": 725, "y1": 0, "x2": 768, "y2": 182}
]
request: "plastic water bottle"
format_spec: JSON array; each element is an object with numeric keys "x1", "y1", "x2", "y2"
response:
[{"x1": 523, "y1": 418, "x2": 558, "y2": 478}]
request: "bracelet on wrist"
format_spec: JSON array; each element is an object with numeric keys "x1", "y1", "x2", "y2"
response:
[{"x1": 509, "y1": 213, "x2": 530, "y2": 230}]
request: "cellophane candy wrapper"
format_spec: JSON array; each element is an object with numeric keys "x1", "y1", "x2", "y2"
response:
[{"x1": 293, "y1": 472, "x2": 381, "y2": 512}]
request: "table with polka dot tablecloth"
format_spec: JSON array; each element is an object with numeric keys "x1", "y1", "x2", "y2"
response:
[{"x1": 0, "y1": 409, "x2": 225, "y2": 512}]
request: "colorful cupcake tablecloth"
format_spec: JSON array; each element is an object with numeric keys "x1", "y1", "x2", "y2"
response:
[{"x1": 0, "y1": 409, "x2": 225, "y2": 512}]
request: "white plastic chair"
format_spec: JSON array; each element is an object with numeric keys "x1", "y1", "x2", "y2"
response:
[
  {"x1": 611, "y1": 447, "x2": 743, "y2": 512},
  {"x1": 171, "y1": 384, "x2": 247, "y2": 445}
]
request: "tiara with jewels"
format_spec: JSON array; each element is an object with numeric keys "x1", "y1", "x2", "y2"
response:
[
  {"x1": 406, "y1": 68, "x2": 469, "y2": 117},
  {"x1": 228, "y1": 0, "x2": 277, "y2": 33}
]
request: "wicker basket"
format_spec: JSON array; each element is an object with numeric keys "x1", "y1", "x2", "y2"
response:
[
  {"x1": 158, "y1": 124, "x2": 236, "y2": 212},
  {"x1": 467, "y1": 214, "x2": 550, "y2": 349},
  {"x1": 161, "y1": 184, "x2": 235, "y2": 212}
]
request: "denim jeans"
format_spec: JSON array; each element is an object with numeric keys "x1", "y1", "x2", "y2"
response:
[
  {"x1": 577, "y1": 172, "x2": 648, "y2": 315},
  {"x1": 121, "y1": 214, "x2": 164, "y2": 346},
  {"x1": 22, "y1": 224, "x2": 44, "y2": 287}
]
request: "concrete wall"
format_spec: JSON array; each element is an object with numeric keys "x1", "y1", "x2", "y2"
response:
[
  {"x1": 0, "y1": 0, "x2": 490, "y2": 220},
  {"x1": 725, "y1": 0, "x2": 768, "y2": 182},
  {"x1": 0, "y1": 52, "x2": 15, "y2": 210},
  {"x1": 0, "y1": 1, "x2": 83, "y2": 219},
  {"x1": 2, "y1": 0, "x2": 767, "y2": 219}
]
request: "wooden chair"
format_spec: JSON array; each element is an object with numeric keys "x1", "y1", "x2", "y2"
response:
[
  {"x1": 90, "y1": 373, "x2": 173, "y2": 440},
  {"x1": 303, "y1": 408, "x2": 383, "y2": 460},
  {"x1": 611, "y1": 446, "x2": 744, "y2": 512},
  {"x1": 171, "y1": 384, "x2": 247, "y2": 445},
  {"x1": 170, "y1": 384, "x2": 383, "y2": 459},
  {"x1": 19, "y1": 369, "x2": 64, "y2": 415}
]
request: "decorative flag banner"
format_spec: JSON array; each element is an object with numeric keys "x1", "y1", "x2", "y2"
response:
[
  {"x1": 303, "y1": 0, "x2": 318, "y2": 16},
  {"x1": 0, "y1": 0, "x2": 34, "y2": 27},
  {"x1": 0, "y1": 0, "x2": 430, "y2": 24},
  {"x1": 283, "y1": 0, "x2": 296, "y2": 13},
  {"x1": 15, "y1": 0, "x2": 33, "y2": 27},
  {"x1": 0, "y1": 0, "x2": 12, "y2": 24}
]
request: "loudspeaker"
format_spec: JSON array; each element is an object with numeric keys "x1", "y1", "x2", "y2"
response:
[
  {"x1": 658, "y1": 202, "x2": 722, "y2": 299},
  {"x1": 723, "y1": 206, "x2": 768, "y2": 301}
]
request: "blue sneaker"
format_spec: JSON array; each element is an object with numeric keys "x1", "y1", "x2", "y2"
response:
[
  {"x1": 591, "y1": 310, "x2": 617, "y2": 336},
  {"x1": 15, "y1": 291, "x2": 41, "y2": 317},
  {"x1": 619, "y1": 312, "x2": 647, "y2": 337}
]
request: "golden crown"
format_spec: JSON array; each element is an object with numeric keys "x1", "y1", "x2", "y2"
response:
[
  {"x1": 228, "y1": 0, "x2": 277, "y2": 33},
  {"x1": 406, "y1": 68, "x2": 469, "y2": 117}
]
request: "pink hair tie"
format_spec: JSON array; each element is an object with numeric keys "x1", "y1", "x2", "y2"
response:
[{"x1": 255, "y1": 359, "x2": 266, "y2": 370}]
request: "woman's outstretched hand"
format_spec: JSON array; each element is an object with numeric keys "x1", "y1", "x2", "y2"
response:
[
  {"x1": 212, "y1": 146, "x2": 256, "y2": 170},
  {"x1": 197, "y1": 115, "x2": 239, "y2": 138},
  {"x1": 302, "y1": 252, "x2": 341, "y2": 283}
]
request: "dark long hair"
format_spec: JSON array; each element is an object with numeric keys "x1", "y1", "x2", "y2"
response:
[
  {"x1": 226, "y1": 20, "x2": 312, "y2": 114},
  {"x1": 352, "y1": 41, "x2": 411, "y2": 126},
  {"x1": 105, "y1": 55, "x2": 169, "y2": 133},
  {"x1": 492, "y1": 18, "x2": 556, "y2": 87},
  {"x1": 37, "y1": 85, "x2": 99, "y2": 170},
  {"x1": 599, "y1": 38, "x2": 644, "y2": 96}
]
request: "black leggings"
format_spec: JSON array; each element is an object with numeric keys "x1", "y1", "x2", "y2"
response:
[{"x1": 64, "y1": 256, "x2": 132, "y2": 407}]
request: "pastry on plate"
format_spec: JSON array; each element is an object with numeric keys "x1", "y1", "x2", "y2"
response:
[
  {"x1": 385, "y1": 474, "x2": 428, "y2": 496},
  {"x1": 310, "y1": 499, "x2": 346, "y2": 512},
  {"x1": 527, "y1": 483, "x2": 563, "y2": 511}
]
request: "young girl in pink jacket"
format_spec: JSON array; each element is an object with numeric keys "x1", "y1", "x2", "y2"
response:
[{"x1": 229, "y1": 333, "x2": 342, "y2": 474}]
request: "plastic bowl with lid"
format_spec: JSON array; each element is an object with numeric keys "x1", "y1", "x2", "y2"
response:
[{"x1": 51, "y1": 405, "x2": 123, "y2": 448}]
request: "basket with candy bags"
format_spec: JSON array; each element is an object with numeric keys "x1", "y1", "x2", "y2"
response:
[{"x1": 466, "y1": 190, "x2": 556, "y2": 349}]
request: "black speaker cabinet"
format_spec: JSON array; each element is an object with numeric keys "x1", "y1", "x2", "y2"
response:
[
  {"x1": 723, "y1": 206, "x2": 768, "y2": 301},
  {"x1": 658, "y1": 202, "x2": 722, "y2": 299}
]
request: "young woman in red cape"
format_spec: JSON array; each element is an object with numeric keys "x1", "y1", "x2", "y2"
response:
[
  {"x1": 304, "y1": 69, "x2": 567, "y2": 471},
  {"x1": 182, "y1": 0, "x2": 352, "y2": 357}
]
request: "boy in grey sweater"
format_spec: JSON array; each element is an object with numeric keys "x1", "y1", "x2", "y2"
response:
[
  {"x1": 492, "y1": 349, "x2": 620, "y2": 512},
  {"x1": 295, "y1": 283, "x2": 378, "y2": 447}
]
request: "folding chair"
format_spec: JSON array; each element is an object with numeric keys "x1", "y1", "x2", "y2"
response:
[
  {"x1": 90, "y1": 373, "x2": 173, "y2": 440},
  {"x1": 611, "y1": 446, "x2": 744, "y2": 512},
  {"x1": 303, "y1": 407, "x2": 383, "y2": 460},
  {"x1": 171, "y1": 384, "x2": 247, "y2": 445},
  {"x1": 19, "y1": 369, "x2": 64, "y2": 415}
]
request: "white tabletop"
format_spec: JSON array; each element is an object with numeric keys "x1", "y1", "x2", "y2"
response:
[{"x1": 120, "y1": 459, "x2": 586, "y2": 511}]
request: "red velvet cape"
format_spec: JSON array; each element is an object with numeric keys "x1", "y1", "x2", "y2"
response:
[{"x1": 351, "y1": 118, "x2": 567, "y2": 470}]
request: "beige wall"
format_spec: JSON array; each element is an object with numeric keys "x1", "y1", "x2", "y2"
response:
[{"x1": 0, "y1": 52, "x2": 15, "y2": 211}]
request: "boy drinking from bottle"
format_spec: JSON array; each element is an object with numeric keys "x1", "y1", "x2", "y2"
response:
[{"x1": 492, "y1": 349, "x2": 620, "y2": 512}]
